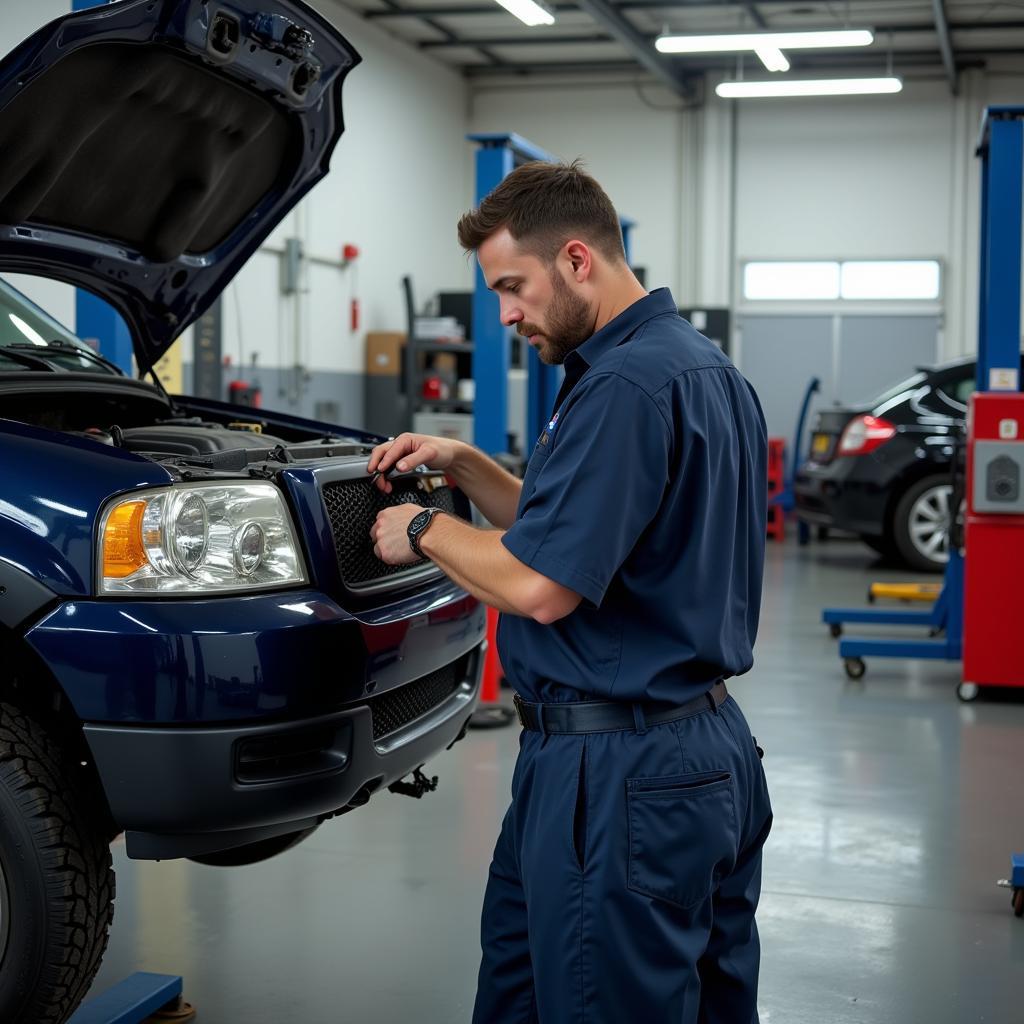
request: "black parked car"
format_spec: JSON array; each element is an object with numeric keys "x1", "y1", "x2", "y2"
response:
[{"x1": 795, "y1": 355, "x2": 1024, "y2": 572}]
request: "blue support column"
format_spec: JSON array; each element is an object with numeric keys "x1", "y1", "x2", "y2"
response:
[
  {"x1": 76, "y1": 290, "x2": 133, "y2": 375},
  {"x1": 467, "y1": 134, "x2": 635, "y2": 455},
  {"x1": 471, "y1": 144, "x2": 514, "y2": 454},
  {"x1": 977, "y1": 113, "x2": 1024, "y2": 389},
  {"x1": 526, "y1": 345, "x2": 560, "y2": 438},
  {"x1": 70, "y1": 0, "x2": 134, "y2": 376}
]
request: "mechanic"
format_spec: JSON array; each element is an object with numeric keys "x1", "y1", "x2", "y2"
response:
[{"x1": 368, "y1": 160, "x2": 773, "y2": 1024}]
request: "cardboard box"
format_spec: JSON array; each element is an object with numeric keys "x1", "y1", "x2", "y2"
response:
[{"x1": 365, "y1": 332, "x2": 405, "y2": 376}]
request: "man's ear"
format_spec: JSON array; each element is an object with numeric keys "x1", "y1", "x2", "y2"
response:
[{"x1": 563, "y1": 240, "x2": 592, "y2": 282}]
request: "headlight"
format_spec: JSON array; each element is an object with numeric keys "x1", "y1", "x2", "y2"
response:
[{"x1": 99, "y1": 483, "x2": 307, "y2": 594}]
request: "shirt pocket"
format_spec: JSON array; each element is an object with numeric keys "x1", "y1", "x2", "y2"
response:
[
  {"x1": 626, "y1": 770, "x2": 738, "y2": 910},
  {"x1": 517, "y1": 435, "x2": 555, "y2": 514}
]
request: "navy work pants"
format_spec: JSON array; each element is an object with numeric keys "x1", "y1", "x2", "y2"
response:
[{"x1": 472, "y1": 696, "x2": 772, "y2": 1024}]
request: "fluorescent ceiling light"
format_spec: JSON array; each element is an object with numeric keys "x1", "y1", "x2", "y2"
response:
[
  {"x1": 656, "y1": 29, "x2": 873, "y2": 53},
  {"x1": 717, "y1": 77, "x2": 903, "y2": 98},
  {"x1": 494, "y1": 0, "x2": 554, "y2": 27},
  {"x1": 755, "y1": 46, "x2": 790, "y2": 73}
]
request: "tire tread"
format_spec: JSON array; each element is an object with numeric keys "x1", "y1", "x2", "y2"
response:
[{"x1": 0, "y1": 703, "x2": 114, "y2": 1024}]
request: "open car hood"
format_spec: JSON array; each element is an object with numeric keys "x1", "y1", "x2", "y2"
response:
[{"x1": 0, "y1": 0, "x2": 359, "y2": 373}]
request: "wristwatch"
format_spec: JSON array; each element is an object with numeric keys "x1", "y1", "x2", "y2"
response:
[{"x1": 407, "y1": 507, "x2": 444, "y2": 558}]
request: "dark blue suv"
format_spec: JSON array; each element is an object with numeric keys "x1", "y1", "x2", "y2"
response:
[{"x1": 0, "y1": 3, "x2": 485, "y2": 1021}]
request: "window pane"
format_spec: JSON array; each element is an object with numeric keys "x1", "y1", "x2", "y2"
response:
[
  {"x1": 743, "y1": 262, "x2": 840, "y2": 300},
  {"x1": 840, "y1": 261, "x2": 941, "y2": 300}
]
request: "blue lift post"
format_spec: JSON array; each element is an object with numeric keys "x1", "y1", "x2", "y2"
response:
[
  {"x1": 467, "y1": 134, "x2": 636, "y2": 455},
  {"x1": 773, "y1": 376, "x2": 820, "y2": 545},
  {"x1": 66, "y1": 972, "x2": 191, "y2": 1024},
  {"x1": 468, "y1": 133, "x2": 559, "y2": 456},
  {"x1": 825, "y1": 106, "x2": 1024, "y2": 679}
]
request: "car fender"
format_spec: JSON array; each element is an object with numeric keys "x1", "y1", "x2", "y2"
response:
[{"x1": 0, "y1": 418, "x2": 172, "y2": 595}]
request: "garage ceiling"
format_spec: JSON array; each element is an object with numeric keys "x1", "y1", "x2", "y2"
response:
[{"x1": 337, "y1": 0, "x2": 1024, "y2": 96}]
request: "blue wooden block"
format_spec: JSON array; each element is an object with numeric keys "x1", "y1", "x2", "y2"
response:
[
  {"x1": 67, "y1": 973, "x2": 183, "y2": 1024},
  {"x1": 1011, "y1": 853, "x2": 1024, "y2": 889}
]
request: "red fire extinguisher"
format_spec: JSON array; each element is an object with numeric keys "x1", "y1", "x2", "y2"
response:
[{"x1": 343, "y1": 243, "x2": 360, "y2": 332}]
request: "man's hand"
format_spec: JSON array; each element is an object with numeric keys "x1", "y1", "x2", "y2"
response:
[
  {"x1": 368, "y1": 433, "x2": 464, "y2": 494},
  {"x1": 370, "y1": 504, "x2": 425, "y2": 565}
]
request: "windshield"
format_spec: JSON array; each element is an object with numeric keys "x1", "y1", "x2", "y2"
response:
[{"x1": 0, "y1": 277, "x2": 119, "y2": 374}]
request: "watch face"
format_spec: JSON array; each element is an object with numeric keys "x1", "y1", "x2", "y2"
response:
[{"x1": 408, "y1": 509, "x2": 436, "y2": 555}]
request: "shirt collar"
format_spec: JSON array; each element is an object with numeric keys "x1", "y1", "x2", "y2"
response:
[{"x1": 573, "y1": 287, "x2": 677, "y2": 369}]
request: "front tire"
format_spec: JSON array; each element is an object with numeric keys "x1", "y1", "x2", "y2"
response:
[
  {"x1": 0, "y1": 704, "x2": 115, "y2": 1024},
  {"x1": 891, "y1": 476, "x2": 953, "y2": 573}
]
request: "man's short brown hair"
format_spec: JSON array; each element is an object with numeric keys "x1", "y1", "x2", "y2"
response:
[{"x1": 457, "y1": 159, "x2": 625, "y2": 264}]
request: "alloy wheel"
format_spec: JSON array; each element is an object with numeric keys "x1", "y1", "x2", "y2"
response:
[{"x1": 907, "y1": 483, "x2": 952, "y2": 565}]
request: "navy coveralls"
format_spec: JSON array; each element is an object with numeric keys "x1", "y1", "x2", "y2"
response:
[{"x1": 472, "y1": 289, "x2": 773, "y2": 1024}]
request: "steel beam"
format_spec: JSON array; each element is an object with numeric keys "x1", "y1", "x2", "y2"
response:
[
  {"x1": 370, "y1": 0, "x2": 504, "y2": 63},
  {"x1": 422, "y1": 33, "x2": 611, "y2": 47},
  {"x1": 572, "y1": 0, "x2": 693, "y2": 98},
  {"x1": 932, "y1": 0, "x2": 958, "y2": 94},
  {"x1": 745, "y1": 4, "x2": 766, "y2": 28},
  {"x1": 367, "y1": 0, "x2": 1024, "y2": 13}
]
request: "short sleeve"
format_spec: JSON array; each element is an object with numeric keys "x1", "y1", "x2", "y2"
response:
[{"x1": 501, "y1": 372, "x2": 672, "y2": 607}]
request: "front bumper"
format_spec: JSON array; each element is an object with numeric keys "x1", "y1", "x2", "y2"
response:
[
  {"x1": 84, "y1": 643, "x2": 481, "y2": 859},
  {"x1": 25, "y1": 584, "x2": 486, "y2": 859}
]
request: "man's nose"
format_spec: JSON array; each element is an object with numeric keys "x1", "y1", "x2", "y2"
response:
[{"x1": 500, "y1": 302, "x2": 523, "y2": 328}]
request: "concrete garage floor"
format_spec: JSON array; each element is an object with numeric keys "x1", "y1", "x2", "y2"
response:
[{"x1": 88, "y1": 538, "x2": 1024, "y2": 1023}]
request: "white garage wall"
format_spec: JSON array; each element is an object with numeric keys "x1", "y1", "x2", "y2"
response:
[
  {"x1": 193, "y1": 0, "x2": 474, "y2": 400},
  {"x1": 469, "y1": 64, "x2": 1024, "y2": 369},
  {"x1": 0, "y1": 1, "x2": 473, "y2": 418},
  {"x1": 469, "y1": 77, "x2": 685, "y2": 296},
  {"x1": 733, "y1": 80, "x2": 954, "y2": 262}
]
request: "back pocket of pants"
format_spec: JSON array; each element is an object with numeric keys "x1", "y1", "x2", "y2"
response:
[{"x1": 626, "y1": 771, "x2": 737, "y2": 911}]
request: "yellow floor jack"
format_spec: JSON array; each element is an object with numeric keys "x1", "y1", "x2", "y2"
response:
[{"x1": 865, "y1": 581, "x2": 942, "y2": 605}]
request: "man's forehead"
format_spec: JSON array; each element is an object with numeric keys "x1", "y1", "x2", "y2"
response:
[
  {"x1": 479, "y1": 230, "x2": 539, "y2": 284},
  {"x1": 478, "y1": 227, "x2": 521, "y2": 263}
]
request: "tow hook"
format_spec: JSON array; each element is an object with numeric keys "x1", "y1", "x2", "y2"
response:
[{"x1": 387, "y1": 767, "x2": 438, "y2": 799}]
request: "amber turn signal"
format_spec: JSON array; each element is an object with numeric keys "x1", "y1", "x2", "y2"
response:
[{"x1": 102, "y1": 500, "x2": 148, "y2": 579}]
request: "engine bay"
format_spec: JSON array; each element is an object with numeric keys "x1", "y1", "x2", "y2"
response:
[{"x1": 0, "y1": 376, "x2": 375, "y2": 474}]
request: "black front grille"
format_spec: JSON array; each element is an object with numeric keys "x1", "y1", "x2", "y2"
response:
[
  {"x1": 322, "y1": 477, "x2": 457, "y2": 588},
  {"x1": 367, "y1": 661, "x2": 461, "y2": 740}
]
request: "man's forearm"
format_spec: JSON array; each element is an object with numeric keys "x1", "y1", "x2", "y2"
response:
[
  {"x1": 418, "y1": 513, "x2": 548, "y2": 617},
  {"x1": 447, "y1": 444, "x2": 522, "y2": 530}
]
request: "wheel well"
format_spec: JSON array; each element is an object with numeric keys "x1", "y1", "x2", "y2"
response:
[{"x1": 0, "y1": 625, "x2": 118, "y2": 838}]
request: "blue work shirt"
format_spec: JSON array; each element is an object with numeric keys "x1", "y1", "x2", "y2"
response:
[{"x1": 497, "y1": 287, "x2": 767, "y2": 705}]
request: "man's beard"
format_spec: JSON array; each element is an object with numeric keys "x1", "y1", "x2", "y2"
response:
[{"x1": 518, "y1": 270, "x2": 593, "y2": 365}]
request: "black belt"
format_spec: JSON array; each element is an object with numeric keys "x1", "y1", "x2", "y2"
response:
[{"x1": 513, "y1": 680, "x2": 728, "y2": 735}]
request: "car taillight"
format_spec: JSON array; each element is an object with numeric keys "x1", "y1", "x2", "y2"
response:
[{"x1": 838, "y1": 415, "x2": 896, "y2": 456}]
